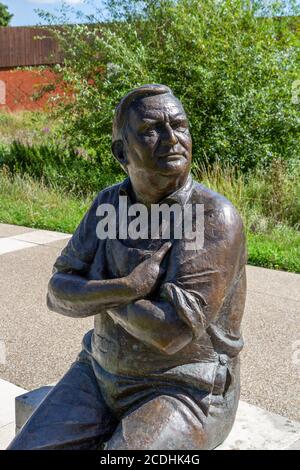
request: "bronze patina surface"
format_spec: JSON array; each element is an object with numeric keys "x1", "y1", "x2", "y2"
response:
[{"x1": 8, "y1": 85, "x2": 246, "y2": 450}]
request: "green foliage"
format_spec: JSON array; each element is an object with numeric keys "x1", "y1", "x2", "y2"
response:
[
  {"x1": 1, "y1": 165, "x2": 299, "y2": 272},
  {"x1": 194, "y1": 159, "x2": 300, "y2": 272},
  {"x1": 195, "y1": 159, "x2": 300, "y2": 230},
  {"x1": 247, "y1": 227, "x2": 300, "y2": 272},
  {"x1": 0, "y1": 141, "x2": 121, "y2": 195},
  {"x1": 42, "y1": 0, "x2": 300, "y2": 173},
  {"x1": 0, "y1": 111, "x2": 121, "y2": 195},
  {"x1": 0, "y1": 111, "x2": 56, "y2": 146},
  {"x1": 0, "y1": 168, "x2": 91, "y2": 233},
  {"x1": 0, "y1": 2, "x2": 13, "y2": 26}
]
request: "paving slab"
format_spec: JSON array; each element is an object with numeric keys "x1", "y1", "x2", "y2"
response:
[
  {"x1": 286, "y1": 439, "x2": 300, "y2": 450},
  {"x1": 0, "y1": 224, "x2": 34, "y2": 238},
  {"x1": 0, "y1": 228, "x2": 71, "y2": 256},
  {"x1": 43, "y1": 238, "x2": 71, "y2": 250},
  {"x1": 10, "y1": 230, "x2": 70, "y2": 246},
  {"x1": 0, "y1": 237, "x2": 37, "y2": 255},
  {"x1": 219, "y1": 401, "x2": 300, "y2": 450},
  {"x1": 0, "y1": 423, "x2": 15, "y2": 450},
  {"x1": 0, "y1": 379, "x2": 26, "y2": 428},
  {"x1": 246, "y1": 264, "x2": 300, "y2": 303},
  {"x1": 241, "y1": 269, "x2": 300, "y2": 421}
]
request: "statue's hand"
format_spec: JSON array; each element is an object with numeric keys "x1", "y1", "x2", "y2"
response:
[{"x1": 127, "y1": 242, "x2": 172, "y2": 299}]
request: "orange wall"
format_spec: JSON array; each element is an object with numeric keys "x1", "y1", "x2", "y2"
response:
[{"x1": 0, "y1": 68, "x2": 63, "y2": 112}]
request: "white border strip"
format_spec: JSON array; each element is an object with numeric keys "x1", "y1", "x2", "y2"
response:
[{"x1": 0, "y1": 230, "x2": 70, "y2": 255}]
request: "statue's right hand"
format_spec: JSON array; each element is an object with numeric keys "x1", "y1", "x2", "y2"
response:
[{"x1": 127, "y1": 242, "x2": 172, "y2": 299}]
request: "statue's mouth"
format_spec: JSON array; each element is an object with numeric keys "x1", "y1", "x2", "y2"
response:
[{"x1": 157, "y1": 153, "x2": 185, "y2": 160}]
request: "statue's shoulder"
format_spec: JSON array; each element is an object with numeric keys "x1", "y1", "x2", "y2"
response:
[
  {"x1": 95, "y1": 179, "x2": 126, "y2": 205},
  {"x1": 191, "y1": 180, "x2": 244, "y2": 234}
]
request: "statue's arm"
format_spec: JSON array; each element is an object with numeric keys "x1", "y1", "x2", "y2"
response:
[
  {"x1": 47, "y1": 242, "x2": 172, "y2": 318},
  {"x1": 47, "y1": 272, "x2": 144, "y2": 318},
  {"x1": 107, "y1": 299, "x2": 193, "y2": 354}
]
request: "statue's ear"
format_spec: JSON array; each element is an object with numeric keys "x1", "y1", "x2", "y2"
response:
[{"x1": 112, "y1": 140, "x2": 128, "y2": 169}]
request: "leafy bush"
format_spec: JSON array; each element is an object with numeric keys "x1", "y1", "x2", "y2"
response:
[
  {"x1": 41, "y1": 0, "x2": 299, "y2": 173},
  {"x1": 0, "y1": 141, "x2": 121, "y2": 195}
]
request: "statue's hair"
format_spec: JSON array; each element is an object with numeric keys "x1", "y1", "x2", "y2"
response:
[{"x1": 112, "y1": 84, "x2": 173, "y2": 143}]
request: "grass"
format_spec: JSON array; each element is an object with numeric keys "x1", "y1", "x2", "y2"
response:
[
  {"x1": 0, "y1": 169, "x2": 91, "y2": 234},
  {"x1": 0, "y1": 164, "x2": 299, "y2": 273},
  {"x1": 248, "y1": 227, "x2": 300, "y2": 273},
  {"x1": 194, "y1": 161, "x2": 300, "y2": 273},
  {"x1": 195, "y1": 160, "x2": 300, "y2": 230}
]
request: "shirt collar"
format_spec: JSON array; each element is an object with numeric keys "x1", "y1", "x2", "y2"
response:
[{"x1": 119, "y1": 173, "x2": 193, "y2": 207}]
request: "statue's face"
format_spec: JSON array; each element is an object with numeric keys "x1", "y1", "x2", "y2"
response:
[{"x1": 124, "y1": 93, "x2": 192, "y2": 178}]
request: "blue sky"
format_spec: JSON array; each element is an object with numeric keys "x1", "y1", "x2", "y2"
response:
[
  {"x1": 3, "y1": 1, "x2": 300, "y2": 27},
  {"x1": 4, "y1": 1, "x2": 103, "y2": 26}
]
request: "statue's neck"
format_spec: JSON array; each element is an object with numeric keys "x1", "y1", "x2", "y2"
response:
[{"x1": 130, "y1": 173, "x2": 188, "y2": 206}]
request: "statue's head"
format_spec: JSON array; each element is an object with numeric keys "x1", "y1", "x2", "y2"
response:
[{"x1": 112, "y1": 85, "x2": 192, "y2": 193}]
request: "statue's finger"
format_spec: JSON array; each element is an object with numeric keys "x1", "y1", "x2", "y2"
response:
[{"x1": 154, "y1": 241, "x2": 172, "y2": 261}]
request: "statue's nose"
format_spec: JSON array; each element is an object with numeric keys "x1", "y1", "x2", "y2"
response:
[{"x1": 161, "y1": 123, "x2": 178, "y2": 145}]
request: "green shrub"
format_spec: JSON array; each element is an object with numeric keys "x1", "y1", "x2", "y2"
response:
[
  {"x1": 40, "y1": 0, "x2": 299, "y2": 173},
  {"x1": 0, "y1": 140, "x2": 121, "y2": 195},
  {"x1": 0, "y1": 110, "x2": 122, "y2": 194}
]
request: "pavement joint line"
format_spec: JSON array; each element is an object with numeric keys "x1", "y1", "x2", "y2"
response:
[
  {"x1": 0, "y1": 421, "x2": 13, "y2": 430},
  {"x1": 9, "y1": 231, "x2": 70, "y2": 243},
  {"x1": 0, "y1": 238, "x2": 37, "y2": 256},
  {"x1": 9, "y1": 240, "x2": 71, "y2": 251},
  {"x1": 10, "y1": 236, "x2": 71, "y2": 247}
]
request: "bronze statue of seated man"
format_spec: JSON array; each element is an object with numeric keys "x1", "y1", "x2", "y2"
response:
[{"x1": 8, "y1": 84, "x2": 246, "y2": 450}]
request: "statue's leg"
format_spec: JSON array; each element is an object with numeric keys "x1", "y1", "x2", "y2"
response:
[
  {"x1": 105, "y1": 385, "x2": 239, "y2": 450},
  {"x1": 7, "y1": 360, "x2": 118, "y2": 450},
  {"x1": 105, "y1": 393, "x2": 210, "y2": 450}
]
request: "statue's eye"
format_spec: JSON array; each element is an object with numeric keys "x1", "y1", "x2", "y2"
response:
[
  {"x1": 142, "y1": 125, "x2": 156, "y2": 135},
  {"x1": 171, "y1": 120, "x2": 188, "y2": 132}
]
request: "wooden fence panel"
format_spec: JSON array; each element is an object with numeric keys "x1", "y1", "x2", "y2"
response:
[{"x1": 0, "y1": 26, "x2": 63, "y2": 68}]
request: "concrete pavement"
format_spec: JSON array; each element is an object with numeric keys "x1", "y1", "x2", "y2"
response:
[{"x1": 0, "y1": 223, "x2": 299, "y2": 423}]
